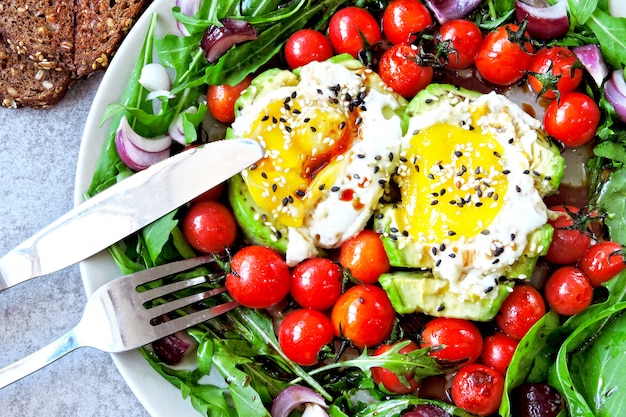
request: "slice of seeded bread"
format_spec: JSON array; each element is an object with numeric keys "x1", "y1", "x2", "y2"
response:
[
  {"x1": 0, "y1": 0, "x2": 150, "y2": 108},
  {"x1": 74, "y1": 0, "x2": 150, "y2": 78}
]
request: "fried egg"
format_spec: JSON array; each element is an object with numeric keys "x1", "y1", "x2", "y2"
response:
[
  {"x1": 380, "y1": 88, "x2": 558, "y2": 300},
  {"x1": 230, "y1": 58, "x2": 405, "y2": 266}
]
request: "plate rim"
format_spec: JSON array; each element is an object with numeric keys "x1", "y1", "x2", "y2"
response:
[{"x1": 73, "y1": 1, "x2": 200, "y2": 416}]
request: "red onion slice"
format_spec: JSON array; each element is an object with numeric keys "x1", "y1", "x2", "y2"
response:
[
  {"x1": 573, "y1": 44, "x2": 609, "y2": 87},
  {"x1": 424, "y1": 0, "x2": 482, "y2": 24},
  {"x1": 175, "y1": 0, "x2": 201, "y2": 35},
  {"x1": 116, "y1": 117, "x2": 171, "y2": 171},
  {"x1": 151, "y1": 330, "x2": 198, "y2": 365},
  {"x1": 201, "y1": 18, "x2": 258, "y2": 63},
  {"x1": 604, "y1": 70, "x2": 626, "y2": 122},
  {"x1": 118, "y1": 116, "x2": 172, "y2": 152},
  {"x1": 270, "y1": 386, "x2": 328, "y2": 417},
  {"x1": 515, "y1": 0, "x2": 569, "y2": 40}
]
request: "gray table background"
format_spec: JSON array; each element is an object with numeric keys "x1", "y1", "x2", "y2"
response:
[{"x1": 0, "y1": 75, "x2": 151, "y2": 417}]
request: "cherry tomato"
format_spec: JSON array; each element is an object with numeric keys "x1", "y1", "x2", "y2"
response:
[
  {"x1": 437, "y1": 19, "x2": 483, "y2": 69},
  {"x1": 284, "y1": 29, "x2": 334, "y2": 69},
  {"x1": 225, "y1": 246, "x2": 291, "y2": 309},
  {"x1": 290, "y1": 257, "x2": 343, "y2": 311},
  {"x1": 378, "y1": 43, "x2": 434, "y2": 99},
  {"x1": 451, "y1": 363, "x2": 505, "y2": 417},
  {"x1": 545, "y1": 266, "x2": 593, "y2": 316},
  {"x1": 328, "y1": 7, "x2": 381, "y2": 58},
  {"x1": 371, "y1": 340, "x2": 421, "y2": 394},
  {"x1": 330, "y1": 284, "x2": 396, "y2": 349},
  {"x1": 579, "y1": 241, "x2": 626, "y2": 286},
  {"x1": 182, "y1": 201, "x2": 237, "y2": 254},
  {"x1": 496, "y1": 285, "x2": 546, "y2": 340},
  {"x1": 382, "y1": 0, "x2": 433, "y2": 45},
  {"x1": 527, "y1": 46, "x2": 583, "y2": 100},
  {"x1": 545, "y1": 205, "x2": 592, "y2": 265},
  {"x1": 339, "y1": 230, "x2": 391, "y2": 284},
  {"x1": 401, "y1": 404, "x2": 451, "y2": 417},
  {"x1": 544, "y1": 92, "x2": 600, "y2": 147},
  {"x1": 481, "y1": 333, "x2": 519, "y2": 377},
  {"x1": 191, "y1": 182, "x2": 226, "y2": 204},
  {"x1": 207, "y1": 76, "x2": 253, "y2": 124},
  {"x1": 420, "y1": 317, "x2": 483, "y2": 364},
  {"x1": 278, "y1": 309, "x2": 334, "y2": 366},
  {"x1": 474, "y1": 24, "x2": 534, "y2": 86}
]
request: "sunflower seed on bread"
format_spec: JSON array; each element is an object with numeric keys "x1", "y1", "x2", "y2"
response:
[{"x1": 0, "y1": 0, "x2": 150, "y2": 108}]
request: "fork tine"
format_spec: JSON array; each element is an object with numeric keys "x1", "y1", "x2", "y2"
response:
[
  {"x1": 136, "y1": 275, "x2": 208, "y2": 303},
  {"x1": 153, "y1": 301, "x2": 240, "y2": 337},
  {"x1": 146, "y1": 286, "x2": 229, "y2": 319},
  {"x1": 128, "y1": 255, "x2": 215, "y2": 287}
]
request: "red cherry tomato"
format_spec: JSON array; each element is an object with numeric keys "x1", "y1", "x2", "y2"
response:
[
  {"x1": 545, "y1": 205, "x2": 592, "y2": 265},
  {"x1": 330, "y1": 284, "x2": 396, "y2": 349},
  {"x1": 371, "y1": 340, "x2": 421, "y2": 394},
  {"x1": 207, "y1": 76, "x2": 253, "y2": 124},
  {"x1": 278, "y1": 309, "x2": 334, "y2": 366},
  {"x1": 225, "y1": 246, "x2": 290, "y2": 309},
  {"x1": 382, "y1": 0, "x2": 433, "y2": 45},
  {"x1": 481, "y1": 333, "x2": 519, "y2": 377},
  {"x1": 475, "y1": 24, "x2": 534, "y2": 86},
  {"x1": 579, "y1": 241, "x2": 626, "y2": 287},
  {"x1": 328, "y1": 7, "x2": 381, "y2": 58},
  {"x1": 420, "y1": 317, "x2": 483, "y2": 364},
  {"x1": 182, "y1": 201, "x2": 237, "y2": 254},
  {"x1": 496, "y1": 285, "x2": 546, "y2": 340},
  {"x1": 528, "y1": 46, "x2": 583, "y2": 100},
  {"x1": 437, "y1": 19, "x2": 483, "y2": 69},
  {"x1": 544, "y1": 92, "x2": 600, "y2": 147},
  {"x1": 284, "y1": 29, "x2": 334, "y2": 69},
  {"x1": 545, "y1": 266, "x2": 593, "y2": 316},
  {"x1": 451, "y1": 364, "x2": 505, "y2": 417},
  {"x1": 290, "y1": 257, "x2": 343, "y2": 311},
  {"x1": 378, "y1": 43, "x2": 434, "y2": 99},
  {"x1": 339, "y1": 230, "x2": 391, "y2": 284}
]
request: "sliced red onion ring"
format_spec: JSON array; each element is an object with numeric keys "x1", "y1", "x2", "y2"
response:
[
  {"x1": 270, "y1": 386, "x2": 328, "y2": 417},
  {"x1": 167, "y1": 106, "x2": 198, "y2": 145},
  {"x1": 139, "y1": 63, "x2": 172, "y2": 92},
  {"x1": 175, "y1": 0, "x2": 201, "y2": 35},
  {"x1": 573, "y1": 44, "x2": 609, "y2": 87},
  {"x1": 604, "y1": 70, "x2": 626, "y2": 122},
  {"x1": 201, "y1": 18, "x2": 258, "y2": 63},
  {"x1": 424, "y1": 0, "x2": 482, "y2": 24},
  {"x1": 116, "y1": 116, "x2": 171, "y2": 171},
  {"x1": 515, "y1": 0, "x2": 569, "y2": 40}
]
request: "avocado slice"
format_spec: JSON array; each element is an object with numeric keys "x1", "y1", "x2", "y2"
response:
[
  {"x1": 374, "y1": 84, "x2": 564, "y2": 321},
  {"x1": 379, "y1": 270, "x2": 513, "y2": 321}
]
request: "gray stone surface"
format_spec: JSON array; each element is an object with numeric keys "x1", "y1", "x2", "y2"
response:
[{"x1": 0, "y1": 74, "x2": 151, "y2": 417}]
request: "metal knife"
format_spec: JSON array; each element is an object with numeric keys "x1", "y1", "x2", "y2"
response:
[{"x1": 0, "y1": 138, "x2": 263, "y2": 292}]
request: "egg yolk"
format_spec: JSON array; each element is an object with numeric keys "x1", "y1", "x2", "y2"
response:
[
  {"x1": 395, "y1": 123, "x2": 507, "y2": 244},
  {"x1": 243, "y1": 92, "x2": 356, "y2": 227}
]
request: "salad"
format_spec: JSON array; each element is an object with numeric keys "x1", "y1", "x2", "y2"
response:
[{"x1": 85, "y1": 0, "x2": 626, "y2": 416}]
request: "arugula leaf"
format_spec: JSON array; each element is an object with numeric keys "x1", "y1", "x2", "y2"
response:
[
  {"x1": 597, "y1": 165, "x2": 626, "y2": 245},
  {"x1": 568, "y1": 0, "x2": 599, "y2": 24},
  {"x1": 585, "y1": 8, "x2": 626, "y2": 69}
]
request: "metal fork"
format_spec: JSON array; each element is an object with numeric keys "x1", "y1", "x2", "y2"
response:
[{"x1": 0, "y1": 255, "x2": 238, "y2": 389}]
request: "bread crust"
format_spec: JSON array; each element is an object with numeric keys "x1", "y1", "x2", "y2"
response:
[{"x1": 0, "y1": 0, "x2": 150, "y2": 108}]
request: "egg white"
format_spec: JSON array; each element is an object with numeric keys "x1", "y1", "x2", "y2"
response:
[{"x1": 231, "y1": 59, "x2": 405, "y2": 266}]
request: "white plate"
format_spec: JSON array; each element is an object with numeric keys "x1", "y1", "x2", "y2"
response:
[{"x1": 74, "y1": 1, "x2": 200, "y2": 416}]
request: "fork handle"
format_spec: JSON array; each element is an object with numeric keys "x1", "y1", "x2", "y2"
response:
[{"x1": 0, "y1": 329, "x2": 80, "y2": 389}]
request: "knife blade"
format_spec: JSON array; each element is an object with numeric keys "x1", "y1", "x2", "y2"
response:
[{"x1": 0, "y1": 138, "x2": 263, "y2": 292}]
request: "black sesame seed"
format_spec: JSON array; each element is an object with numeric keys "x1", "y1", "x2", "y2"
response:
[
  {"x1": 440, "y1": 188, "x2": 446, "y2": 196},
  {"x1": 282, "y1": 197, "x2": 289, "y2": 206},
  {"x1": 288, "y1": 195, "x2": 294, "y2": 203},
  {"x1": 510, "y1": 233, "x2": 516, "y2": 241},
  {"x1": 276, "y1": 231, "x2": 282, "y2": 239},
  {"x1": 285, "y1": 126, "x2": 292, "y2": 133},
  {"x1": 435, "y1": 259, "x2": 441, "y2": 267},
  {"x1": 355, "y1": 117, "x2": 363, "y2": 125},
  {"x1": 291, "y1": 91, "x2": 297, "y2": 98},
  {"x1": 449, "y1": 199, "x2": 456, "y2": 205},
  {"x1": 354, "y1": 173, "x2": 361, "y2": 179},
  {"x1": 304, "y1": 117, "x2": 311, "y2": 123},
  {"x1": 440, "y1": 243, "x2": 446, "y2": 251},
  {"x1": 523, "y1": 170, "x2": 530, "y2": 175},
  {"x1": 493, "y1": 193, "x2": 499, "y2": 201},
  {"x1": 402, "y1": 230, "x2": 409, "y2": 237},
  {"x1": 476, "y1": 202, "x2": 483, "y2": 207},
  {"x1": 427, "y1": 173, "x2": 435, "y2": 180},
  {"x1": 284, "y1": 104, "x2": 291, "y2": 111},
  {"x1": 431, "y1": 200, "x2": 439, "y2": 206},
  {"x1": 454, "y1": 150, "x2": 463, "y2": 157},
  {"x1": 272, "y1": 184, "x2": 278, "y2": 192},
  {"x1": 545, "y1": 176, "x2": 552, "y2": 181},
  {"x1": 437, "y1": 304, "x2": 445, "y2": 311},
  {"x1": 389, "y1": 235, "x2": 398, "y2": 241},
  {"x1": 503, "y1": 169, "x2": 511, "y2": 175},
  {"x1": 319, "y1": 184, "x2": 326, "y2": 190},
  {"x1": 331, "y1": 186, "x2": 340, "y2": 192},
  {"x1": 296, "y1": 190, "x2": 305, "y2": 197},
  {"x1": 469, "y1": 125, "x2": 475, "y2": 130},
  {"x1": 317, "y1": 89, "x2": 323, "y2": 94},
  {"x1": 310, "y1": 126, "x2": 317, "y2": 132},
  {"x1": 432, "y1": 247, "x2": 438, "y2": 255},
  {"x1": 374, "y1": 166, "x2": 380, "y2": 173},
  {"x1": 292, "y1": 109, "x2": 301, "y2": 114},
  {"x1": 359, "y1": 105, "x2": 367, "y2": 111},
  {"x1": 339, "y1": 121, "x2": 346, "y2": 130},
  {"x1": 485, "y1": 286, "x2": 494, "y2": 293},
  {"x1": 508, "y1": 138, "x2": 514, "y2": 144},
  {"x1": 261, "y1": 172, "x2": 268, "y2": 179},
  {"x1": 284, "y1": 96, "x2": 291, "y2": 104},
  {"x1": 388, "y1": 152, "x2": 394, "y2": 161},
  {"x1": 494, "y1": 246, "x2": 504, "y2": 256},
  {"x1": 532, "y1": 170, "x2": 541, "y2": 176},
  {"x1": 375, "y1": 213, "x2": 384, "y2": 219},
  {"x1": 515, "y1": 185, "x2": 521, "y2": 192},
  {"x1": 481, "y1": 229, "x2": 490, "y2": 235},
  {"x1": 272, "y1": 116, "x2": 278, "y2": 124},
  {"x1": 492, "y1": 259, "x2": 500, "y2": 264},
  {"x1": 493, "y1": 151, "x2": 501, "y2": 158},
  {"x1": 448, "y1": 231, "x2": 457, "y2": 236},
  {"x1": 261, "y1": 115, "x2": 269, "y2": 121},
  {"x1": 449, "y1": 253, "x2": 456, "y2": 258}
]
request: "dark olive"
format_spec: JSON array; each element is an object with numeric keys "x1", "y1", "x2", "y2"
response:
[
  {"x1": 511, "y1": 383, "x2": 564, "y2": 417},
  {"x1": 402, "y1": 404, "x2": 451, "y2": 417}
]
